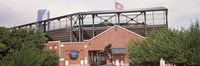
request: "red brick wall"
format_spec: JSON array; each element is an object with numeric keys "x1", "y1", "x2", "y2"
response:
[
  {"x1": 45, "y1": 41, "x2": 60, "y2": 54},
  {"x1": 84, "y1": 26, "x2": 143, "y2": 65},
  {"x1": 46, "y1": 26, "x2": 143, "y2": 66},
  {"x1": 64, "y1": 50, "x2": 84, "y2": 64},
  {"x1": 62, "y1": 42, "x2": 85, "y2": 65},
  {"x1": 84, "y1": 26, "x2": 142, "y2": 50}
]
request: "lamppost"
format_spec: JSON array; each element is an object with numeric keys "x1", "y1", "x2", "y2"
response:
[
  {"x1": 59, "y1": 44, "x2": 65, "y2": 66},
  {"x1": 60, "y1": 44, "x2": 64, "y2": 58}
]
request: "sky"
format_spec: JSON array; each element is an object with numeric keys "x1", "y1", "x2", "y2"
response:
[{"x1": 0, "y1": 0, "x2": 200, "y2": 28}]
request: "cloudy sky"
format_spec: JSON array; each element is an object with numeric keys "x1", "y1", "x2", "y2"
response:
[{"x1": 0, "y1": 0, "x2": 199, "y2": 28}]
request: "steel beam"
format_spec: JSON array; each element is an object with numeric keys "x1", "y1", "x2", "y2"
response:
[
  {"x1": 143, "y1": 11, "x2": 147, "y2": 36},
  {"x1": 43, "y1": 22, "x2": 46, "y2": 32},
  {"x1": 117, "y1": 13, "x2": 120, "y2": 25},
  {"x1": 166, "y1": 10, "x2": 168, "y2": 28},
  {"x1": 78, "y1": 15, "x2": 81, "y2": 42},
  {"x1": 92, "y1": 15, "x2": 95, "y2": 37},
  {"x1": 69, "y1": 16, "x2": 73, "y2": 42},
  {"x1": 81, "y1": 15, "x2": 84, "y2": 41}
]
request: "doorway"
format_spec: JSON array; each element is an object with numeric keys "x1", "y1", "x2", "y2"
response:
[{"x1": 89, "y1": 51, "x2": 107, "y2": 66}]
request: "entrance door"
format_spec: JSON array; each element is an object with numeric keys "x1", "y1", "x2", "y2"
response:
[{"x1": 89, "y1": 51, "x2": 107, "y2": 66}]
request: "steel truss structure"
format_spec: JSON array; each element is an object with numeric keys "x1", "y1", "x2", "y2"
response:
[{"x1": 13, "y1": 7, "x2": 168, "y2": 42}]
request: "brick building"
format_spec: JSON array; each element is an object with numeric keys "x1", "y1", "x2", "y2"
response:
[
  {"x1": 12, "y1": 7, "x2": 168, "y2": 66},
  {"x1": 46, "y1": 25, "x2": 144, "y2": 66}
]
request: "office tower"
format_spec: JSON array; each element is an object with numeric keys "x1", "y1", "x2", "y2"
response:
[
  {"x1": 36, "y1": 9, "x2": 50, "y2": 31},
  {"x1": 37, "y1": 9, "x2": 50, "y2": 21}
]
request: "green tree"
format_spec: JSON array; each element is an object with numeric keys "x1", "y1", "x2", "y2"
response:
[
  {"x1": 128, "y1": 20, "x2": 200, "y2": 66},
  {"x1": 0, "y1": 43, "x2": 7, "y2": 58},
  {"x1": 184, "y1": 20, "x2": 200, "y2": 65},
  {"x1": 42, "y1": 50, "x2": 59, "y2": 66},
  {"x1": 0, "y1": 27, "x2": 58, "y2": 66}
]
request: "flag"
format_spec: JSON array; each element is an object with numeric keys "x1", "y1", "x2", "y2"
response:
[{"x1": 115, "y1": 1, "x2": 124, "y2": 11}]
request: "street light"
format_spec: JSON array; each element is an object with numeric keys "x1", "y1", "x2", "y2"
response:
[
  {"x1": 61, "y1": 44, "x2": 64, "y2": 47},
  {"x1": 55, "y1": 46, "x2": 57, "y2": 49},
  {"x1": 65, "y1": 59, "x2": 69, "y2": 66},
  {"x1": 49, "y1": 47, "x2": 52, "y2": 49},
  {"x1": 84, "y1": 45, "x2": 87, "y2": 48}
]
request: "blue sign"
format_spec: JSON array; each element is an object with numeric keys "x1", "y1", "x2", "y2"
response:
[{"x1": 70, "y1": 50, "x2": 78, "y2": 60}]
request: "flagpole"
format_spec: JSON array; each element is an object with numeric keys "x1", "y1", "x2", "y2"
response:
[
  {"x1": 114, "y1": 0, "x2": 117, "y2": 25},
  {"x1": 114, "y1": 0, "x2": 116, "y2": 10}
]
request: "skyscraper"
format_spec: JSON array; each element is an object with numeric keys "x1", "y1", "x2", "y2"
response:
[
  {"x1": 36, "y1": 9, "x2": 50, "y2": 31},
  {"x1": 37, "y1": 9, "x2": 50, "y2": 21}
]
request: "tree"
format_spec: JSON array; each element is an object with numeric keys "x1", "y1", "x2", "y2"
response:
[
  {"x1": 0, "y1": 43, "x2": 7, "y2": 58},
  {"x1": 1, "y1": 47, "x2": 59, "y2": 66},
  {"x1": 0, "y1": 27, "x2": 58, "y2": 66},
  {"x1": 128, "y1": 20, "x2": 200, "y2": 66},
  {"x1": 184, "y1": 20, "x2": 200, "y2": 65},
  {"x1": 42, "y1": 50, "x2": 59, "y2": 66}
]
